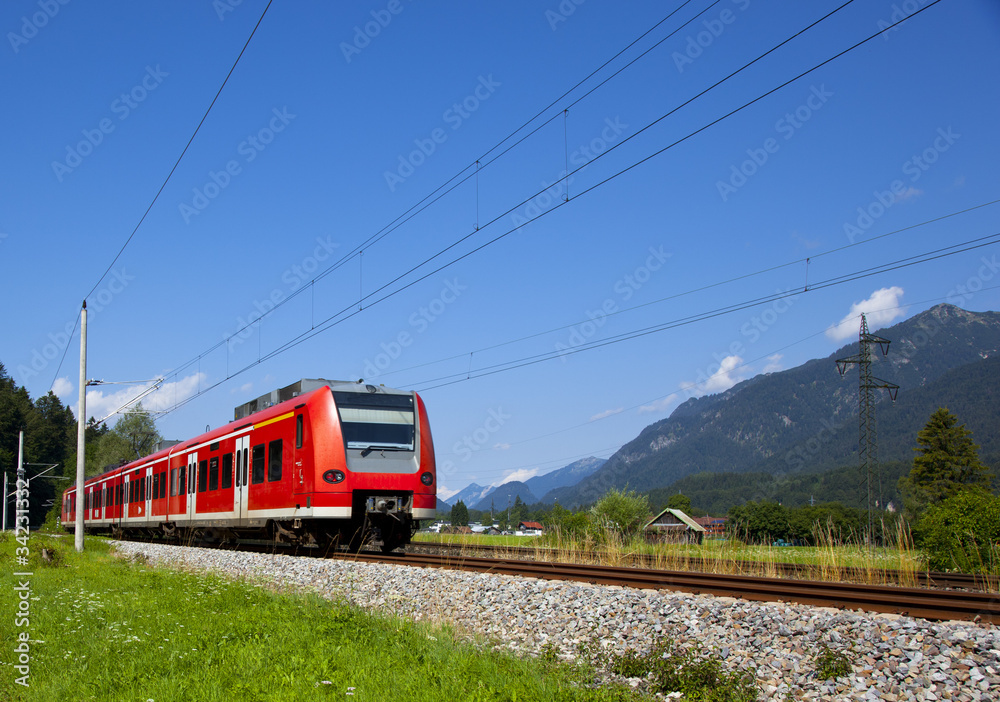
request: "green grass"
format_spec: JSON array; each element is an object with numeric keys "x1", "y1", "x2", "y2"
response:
[{"x1": 0, "y1": 531, "x2": 647, "y2": 702}]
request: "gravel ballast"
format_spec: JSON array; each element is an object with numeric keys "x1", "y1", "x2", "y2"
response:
[{"x1": 112, "y1": 541, "x2": 1000, "y2": 701}]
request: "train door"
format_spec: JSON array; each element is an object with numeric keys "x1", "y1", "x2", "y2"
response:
[
  {"x1": 186, "y1": 453, "x2": 197, "y2": 522},
  {"x1": 123, "y1": 475, "x2": 131, "y2": 527},
  {"x1": 234, "y1": 436, "x2": 249, "y2": 523},
  {"x1": 144, "y1": 466, "x2": 152, "y2": 522}
]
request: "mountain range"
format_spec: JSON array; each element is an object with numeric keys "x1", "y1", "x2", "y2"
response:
[
  {"x1": 439, "y1": 456, "x2": 606, "y2": 511},
  {"x1": 548, "y1": 304, "x2": 1000, "y2": 507}
]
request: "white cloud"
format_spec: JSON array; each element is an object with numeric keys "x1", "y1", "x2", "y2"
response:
[
  {"x1": 638, "y1": 394, "x2": 679, "y2": 414},
  {"x1": 894, "y1": 186, "x2": 922, "y2": 203},
  {"x1": 762, "y1": 354, "x2": 784, "y2": 374},
  {"x1": 437, "y1": 486, "x2": 459, "y2": 501},
  {"x1": 493, "y1": 468, "x2": 541, "y2": 487},
  {"x1": 86, "y1": 373, "x2": 206, "y2": 425},
  {"x1": 493, "y1": 443, "x2": 511, "y2": 451},
  {"x1": 700, "y1": 355, "x2": 747, "y2": 395},
  {"x1": 826, "y1": 287, "x2": 906, "y2": 342},
  {"x1": 232, "y1": 382, "x2": 253, "y2": 395},
  {"x1": 51, "y1": 376, "x2": 73, "y2": 399},
  {"x1": 590, "y1": 407, "x2": 623, "y2": 421}
]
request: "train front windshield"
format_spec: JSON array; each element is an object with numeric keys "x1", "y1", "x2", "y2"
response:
[{"x1": 333, "y1": 391, "x2": 415, "y2": 451}]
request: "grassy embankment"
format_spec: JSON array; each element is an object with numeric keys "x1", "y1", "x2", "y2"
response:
[
  {"x1": 0, "y1": 530, "x2": 648, "y2": 702},
  {"x1": 413, "y1": 528, "x2": 925, "y2": 586}
]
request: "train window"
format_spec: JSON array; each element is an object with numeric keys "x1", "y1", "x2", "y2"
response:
[
  {"x1": 251, "y1": 444, "x2": 265, "y2": 485},
  {"x1": 243, "y1": 448, "x2": 249, "y2": 486},
  {"x1": 198, "y1": 460, "x2": 208, "y2": 493},
  {"x1": 210, "y1": 442, "x2": 220, "y2": 452},
  {"x1": 169, "y1": 469, "x2": 176, "y2": 497},
  {"x1": 333, "y1": 391, "x2": 415, "y2": 451},
  {"x1": 209, "y1": 457, "x2": 219, "y2": 491},
  {"x1": 296, "y1": 414, "x2": 304, "y2": 449},
  {"x1": 160, "y1": 471, "x2": 167, "y2": 499},
  {"x1": 179, "y1": 467, "x2": 186, "y2": 496},
  {"x1": 153, "y1": 473, "x2": 160, "y2": 500},
  {"x1": 268, "y1": 440, "x2": 282, "y2": 482},
  {"x1": 222, "y1": 454, "x2": 233, "y2": 490},
  {"x1": 235, "y1": 450, "x2": 241, "y2": 488},
  {"x1": 117, "y1": 484, "x2": 122, "y2": 505}
]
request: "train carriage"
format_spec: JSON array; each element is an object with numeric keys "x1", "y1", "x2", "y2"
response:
[{"x1": 63, "y1": 379, "x2": 436, "y2": 551}]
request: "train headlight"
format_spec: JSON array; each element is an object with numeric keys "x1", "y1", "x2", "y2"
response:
[
  {"x1": 420, "y1": 471, "x2": 434, "y2": 486},
  {"x1": 323, "y1": 470, "x2": 346, "y2": 484}
]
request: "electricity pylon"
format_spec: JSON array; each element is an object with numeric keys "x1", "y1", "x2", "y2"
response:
[{"x1": 835, "y1": 314, "x2": 899, "y2": 541}]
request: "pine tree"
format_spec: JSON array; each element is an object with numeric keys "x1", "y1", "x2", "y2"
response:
[
  {"x1": 450, "y1": 500, "x2": 469, "y2": 527},
  {"x1": 898, "y1": 407, "x2": 989, "y2": 517}
]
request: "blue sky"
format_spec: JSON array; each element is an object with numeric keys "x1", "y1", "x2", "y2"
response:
[{"x1": 2, "y1": 0, "x2": 998, "y2": 500}]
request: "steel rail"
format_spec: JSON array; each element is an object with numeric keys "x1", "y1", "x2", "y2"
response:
[
  {"x1": 349, "y1": 550, "x2": 1000, "y2": 624},
  {"x1": 112, "y1": 536, "x2": 1000, "y2": 624}
]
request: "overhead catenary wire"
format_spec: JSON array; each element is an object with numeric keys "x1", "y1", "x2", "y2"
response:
[
  {"x1": 47, "y1": 2, "x2": 275, "y2": 393},
  {"x1": 155, "y1": 0, "x2": 939, "y2": 401},
  {"x1": 155, "y1": 228, "x2": 999, "y2": 417},
  {"x1": 148, "y1": 0, "x2": 727, "y2": 376},
  {"x1": 354, "y1": 198, "x2": 1000, "y2": 383}
]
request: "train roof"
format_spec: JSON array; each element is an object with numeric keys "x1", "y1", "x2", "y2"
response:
[{"x1": 66, "y1": 379, "x2": 415, "y2": 494}]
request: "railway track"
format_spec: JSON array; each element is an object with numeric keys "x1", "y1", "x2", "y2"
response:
[
  {"x1": 409, "y1": 540, "x2": 998, "y2": 591},
  {"x1": 135, "y1": 537, "x2": 1000, "y2": 625}
]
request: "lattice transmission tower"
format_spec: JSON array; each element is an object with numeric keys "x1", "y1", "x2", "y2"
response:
[{"x1": 835, "y1": 314, "x2": 899, "y2": 539}]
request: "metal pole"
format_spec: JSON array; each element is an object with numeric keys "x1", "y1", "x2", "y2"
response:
[{"x1": 75, "y1": 302, "x2": 87, "y2": 552}]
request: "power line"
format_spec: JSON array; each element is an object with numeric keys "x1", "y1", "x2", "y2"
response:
[
  {"x1": 84, "y1": 0, "x2": 274, "y2": 301},
  {"x1": 407, "y1": 232, "x2": 1000, "y2": 392},
  {"x1": 47, "y1": 2, "x2": 275, "y2": 394},
  {"x1": 151, "y1": 0, "x2": 729, "y2": 378},
  {"x1": 359, "y1": 198, "x2": 1000, "y2": 383},
  {"x1": 148, "y1": 0, "x2": 944, "y2": 414},
  {"x1": 155, "y1": 227, "x2": 999, "y2": 417}
]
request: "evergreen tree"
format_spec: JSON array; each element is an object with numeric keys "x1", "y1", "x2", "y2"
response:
[
  {"x1": 898, "y1": 407, "x2": 989, "y2": 517},
  {"x1": 449, "y1": 500, "x2": 469, "y2": 527}
]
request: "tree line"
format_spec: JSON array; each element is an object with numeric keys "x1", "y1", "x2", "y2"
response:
[{"x1": 1, "y1": 361, "x2": 161, "y2": 528}]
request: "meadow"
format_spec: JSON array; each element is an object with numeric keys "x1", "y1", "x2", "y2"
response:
[{"x1": 0, "y1": 530, "x2": 647, "y2": 702}]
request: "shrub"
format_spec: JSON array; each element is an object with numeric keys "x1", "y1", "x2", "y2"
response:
[{"x1": 914, "y1": 488, "x2": 1000, "y2": 573}]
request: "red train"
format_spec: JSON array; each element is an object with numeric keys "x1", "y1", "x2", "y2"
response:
[{"x1": 62, "y1": 379, "x2": 436, "y2": 551}]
